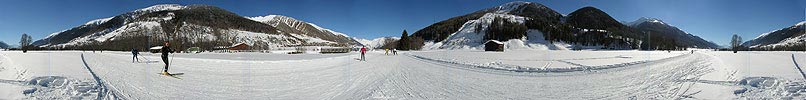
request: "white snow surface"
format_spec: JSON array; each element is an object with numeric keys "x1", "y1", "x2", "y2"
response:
[{"x1": 2, "y1": 50, "x2": 806, "y2": 99}]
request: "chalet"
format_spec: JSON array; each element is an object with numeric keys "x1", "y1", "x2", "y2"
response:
[
  {"x1": 149, "y1": 46, "x2": 163, "y2": 53},
  {"x1": 484, "y1": 40, "x2": 504, "y2": 51},
  {"x1": 229, "y1": 43, "x2": 250, "y2": 50}
]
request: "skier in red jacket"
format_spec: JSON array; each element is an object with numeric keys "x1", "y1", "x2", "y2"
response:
[{"x1": 360, "y1": 46, "x2": 367, "y2": 61}]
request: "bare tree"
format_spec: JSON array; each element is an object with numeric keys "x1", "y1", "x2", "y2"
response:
[
  {"x1": 19, "y1": 33, "x2": 32, "y2": 53},
  {"x1": 730, "y1": 34, "x2": 742, "y2": 53}
]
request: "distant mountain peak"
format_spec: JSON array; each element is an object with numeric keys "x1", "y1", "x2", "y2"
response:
[
  {"x1": 32, "y1": 4, "x2": 359, "y2": 49},
  {"x1": 797, "y1": 21, "x2": 806, "y2": 26},
  {"x1": 626, "y1": 17, "x2": 665, "y2": 26}
]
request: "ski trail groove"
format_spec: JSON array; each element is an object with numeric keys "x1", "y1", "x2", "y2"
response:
[
  {"x1": 790, "y1": 54, "x2": 806, "y2": 80},
  {"x1": 409, "y1": 53, "x2": 687, "y2": 73},
  {"x1": 81, "y1": 53, "x2": 125, "y2": 100}
]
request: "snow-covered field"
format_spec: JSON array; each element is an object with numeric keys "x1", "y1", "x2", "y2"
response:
[{"x1": 1, "y1": 50, "x2": 806, "y2": 99}]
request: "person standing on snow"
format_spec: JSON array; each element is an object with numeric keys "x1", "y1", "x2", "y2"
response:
[
  {"x1": 161, "y1": 42, "x2": 174, "y2": 75},
  {"x1": 132, "y1": 48, "x2": 139, "y2": 63},
  {"x1": 360, "y1": 46, "x2": 367, "y2": 61},
  {"x1": 385, "y1": 49, "x2": 389, "y2": 55},
  {"x1": 392, "y1": 49, "x2": 397, "y2": 55}
]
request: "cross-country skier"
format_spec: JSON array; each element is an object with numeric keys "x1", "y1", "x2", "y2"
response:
[
  {"x1": 392, "y1": 49, "x2": 397, "y2": 55},
  {"x1": 161, "y1": 42, "x2": 174, "y2": 75},
  {"x1": 132, "y1": 48, "x2": 139, "y2": 63},
  {"x1": 360, "y1": 46, "x2": 367, "y2": 61},
  {"x1": 385, "y1": 49, "x2": 389, "y2": 55}
]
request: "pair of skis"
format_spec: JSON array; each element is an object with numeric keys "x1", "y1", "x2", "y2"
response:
[{"x1": 159, "y1": 72, "x2": 184, "y2": 79}]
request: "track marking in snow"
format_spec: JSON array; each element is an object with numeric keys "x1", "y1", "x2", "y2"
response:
[
  {"x1": 790, "y1": 54, "x2": 806, "y2": 80},
  {"x1": 409, "y1": 53, "x2": 687, "y2": 73},
  {"x1": 0, "y1": 76, "x2": 103, "y2": 99},
  {"x1": 80, "y1": 53, "x2": 124, "y2": 99}
]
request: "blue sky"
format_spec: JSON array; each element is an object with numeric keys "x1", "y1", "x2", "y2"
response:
[{"x1": 0, "y1": 0, "x2": 804, "y2": 46}]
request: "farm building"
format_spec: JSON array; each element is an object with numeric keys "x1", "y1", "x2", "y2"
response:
[
  {"x1": 484, "y1": 40, "x2": 504, "y2": 51},
  {"x1": 229, "y1": 43, "x2": 250, "y2": 50},
  {"x1": 149, "y1": 46, "x2": 163, "y2": 53}
]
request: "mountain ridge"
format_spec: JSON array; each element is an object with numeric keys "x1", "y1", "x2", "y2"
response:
[{"x1": 31, "y1": 4, "x2": 357, "y2": 51}]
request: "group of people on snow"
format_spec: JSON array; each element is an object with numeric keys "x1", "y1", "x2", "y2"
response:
[
  {"x1": 358, "y1": 46, "x2": 399, "y2": 62},
  {"x1": 130, "y1": 41, "x2": 174, "y2": 75},
  {"x1": 130, "y1": 42, "x2": 399, "y2": 75}
]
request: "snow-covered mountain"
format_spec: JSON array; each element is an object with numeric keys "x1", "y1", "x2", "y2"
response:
[
  {"x1": 248, "y1": 15, "x2": 356, "y2": 45},
  {"x1": 411, "y1": 1, "x2": 684, "y2": 50},
  {"x1": 432, "y1": 13, "x2": 527, "y2": 49},
  {"x1": 625, "y1": 17, "x2": 665, "y2": 27},
  {"x1": 32, "y1": 4, "x2": 357, "y2": 50},
  {"x1": 354, "y1": 37, "x2": 399, "y2": 49},
  {"x1": 0, "y1": 41, "x2": 8, "y2": 49},
  {"x1": 625, "y1": 17, "x2": 719, "y2": 48},
  {"x1": 413, "y1": 1, "x2": 568, "y2": 50},
  {"x1": 742, "y1": 21, "x2": 806, "y2": 49}
]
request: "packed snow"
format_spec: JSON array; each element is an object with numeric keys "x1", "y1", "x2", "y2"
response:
[{"x1": 1, "y1": 50, "x2": 806, "y2": 99}]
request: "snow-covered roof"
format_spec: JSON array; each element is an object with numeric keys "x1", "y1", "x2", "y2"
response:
[
  {"x1": 231, "y1": 43, "x2": 248, "y2": 47},
  {"x1": 150, "y1": 46, "x2": 163, "y2": 50},
  {"x1": 485, "y1": 40, "x2": 504, "y2": 44}
]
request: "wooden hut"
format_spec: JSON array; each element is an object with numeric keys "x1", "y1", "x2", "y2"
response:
[{"x1": 484, "y1": 40, "x2": 504, "y2": 51}]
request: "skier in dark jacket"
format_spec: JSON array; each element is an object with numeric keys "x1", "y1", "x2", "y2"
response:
[
  {"x1": 132, "y1": 48, "x2": 139, "y2": 63},
  {"x1": 161, "y1": 42, "x2": 174, "y2": 75}
]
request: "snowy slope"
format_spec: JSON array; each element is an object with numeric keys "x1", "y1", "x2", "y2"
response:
[
  {"x1": 422, "y1": 12, "x2": 568, "y2": 50},
  {"x1": 743, "y1": 21, "x2": 806, "y2": 49},
  {"x1": 249, "y1": 15, "x2": 357, "y2": 45},
  {"x1": 430, "y1": 13, "x2": 526, "y2": 50},
  {"x1": 33, "y1": 4, "x2": 188, "y2": 47}
]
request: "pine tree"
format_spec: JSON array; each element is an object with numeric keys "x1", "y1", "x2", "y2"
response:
[{"x1": 398, "y1": 30, "x2": 410, "y2": 50}]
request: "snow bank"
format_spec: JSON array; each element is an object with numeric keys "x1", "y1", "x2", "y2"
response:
[
  {"x1": 21, "y1": 76, "x2": 103, "y2": 99},
  {"x1": 733, "y1": 77, "x2": 806, "y2": 99}
]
